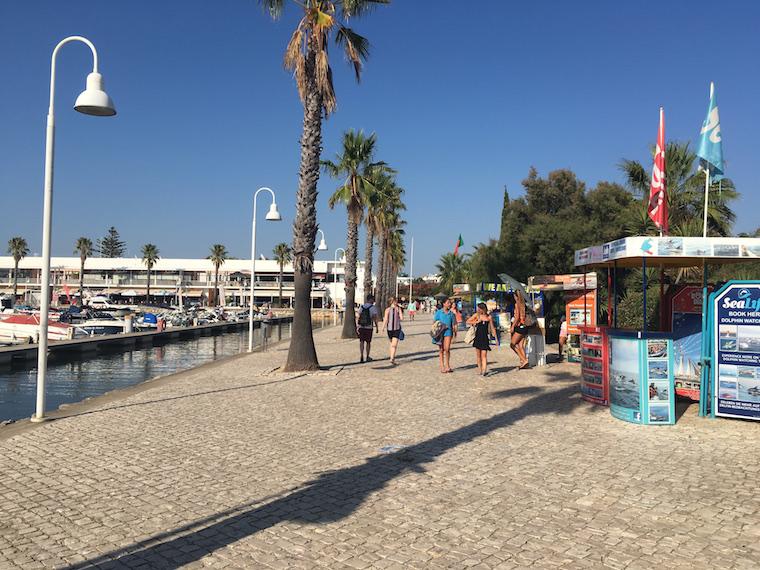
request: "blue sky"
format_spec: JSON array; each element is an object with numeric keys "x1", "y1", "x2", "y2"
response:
[{"x1": 1, "y1": 1, "x2": 759, "y2": 274}]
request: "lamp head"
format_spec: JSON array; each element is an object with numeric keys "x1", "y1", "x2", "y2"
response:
[
  {"x1": 317, "y1": 236, "x2": 328, "y2": 251},
  {"x1": 74, "y1": 72, "x2": 116, "y2": 116},
  {"x1": 265, "y1": 202, "x2": 281, "y2": 221}
]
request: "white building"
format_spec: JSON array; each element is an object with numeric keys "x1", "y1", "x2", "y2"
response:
[{"x1": 0, "y1": 256, "x2": 366, "y2": 309}]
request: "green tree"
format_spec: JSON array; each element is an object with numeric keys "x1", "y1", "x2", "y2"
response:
[
  {"x1": 7, "y1": 236, "x2": 29, "y2": 300},
  {"x1": 207, "y1": 244, "x2": 228, "y2": 307},
  {"x1": 436, "y1": 253, "x2": 470, "y2": 296},
  {"x1": 74, "y1": 237, "x2": 93, "y2": 306},
  {"x1": 260, "y1": 0, "x2": 390, "y2": 371},
  {"x1": 324, "y1": 129, "x2": 393, "y2": 338},
  {"x1": 362, "y1": 170, "x2": 395, "y2": 299},
  {"x1": 273, "y1": 242, "x2": 292, "y2": 308},
  {"x1": 97, "y1": 226, "x2": 126, "y2": 258},
  {"x1": 619, "y1": 141, "x2": 737, "y2": 236},
  {"x1": 140, "y1": 244, "x2": 160, "y2": 304}
]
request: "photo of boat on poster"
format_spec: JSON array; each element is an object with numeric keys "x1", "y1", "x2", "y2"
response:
[
  {"x1": 672, "y1": 312, "x2": 702, "y2": 400},
  {"x1": 609, "y1": 337, "x2": 640, "y2": 410},
  {"x1": 738, "y1": 380, "x2": 760, "y2": 403},
  {"x1": 737, "y1": 325, "x2": 760, "y2": 353},
  {"x1": 647, "y1": 340, "x2": 667, "y2": 359}
]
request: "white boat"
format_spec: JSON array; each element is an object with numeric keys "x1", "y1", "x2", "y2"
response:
[{"x1": 0, "y1": 313, "x2": 73, "y2": 343}]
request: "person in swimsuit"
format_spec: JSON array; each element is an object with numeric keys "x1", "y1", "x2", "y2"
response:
[
  {"x1": 382, "y1": 297, "x2": 403, "y2": 365},
  {"x1": 466, "y1": 302, "x2": 498, "y2": 376},
  {"x1": 509, "y1": 290, "x2": 530, "y2": 369}
]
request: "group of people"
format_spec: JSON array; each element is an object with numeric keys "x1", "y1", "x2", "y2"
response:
[{"x1": 354, "y1": 289, "x2": 534, "y2": 374}]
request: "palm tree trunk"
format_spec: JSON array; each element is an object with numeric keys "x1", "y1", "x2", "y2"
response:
[
  {"x1": 376, "y1": 235, "x2": 387, "y2": 312},
  {"x1": 146, "y1": 267, "x2": 151, "y2": 304},
  {"x1": 284, "y1": 41, "x2": 322, "y2": 372},
  {"x1": 363, "y1": 226, "x2": 374, "y2": 300},
  {"x1": 278, "y1": 263, "x2": 284, "y2": 308},
  {"x1": 214, "y1": 267, "x2": 219, "y2": 306},
  {"x1": 79, "y1": 256, "x2": 85, "y2": 307},
  {"x1": 341, "y1": 203, "x2": 361, "y2": 339},
  {"x1": 12, "y1": 259, "x2": 18, "y2": 300}
]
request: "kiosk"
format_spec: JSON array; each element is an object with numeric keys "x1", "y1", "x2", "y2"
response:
[{"x1": 574, "y1": 235, "x2": 760, "y2": 425}]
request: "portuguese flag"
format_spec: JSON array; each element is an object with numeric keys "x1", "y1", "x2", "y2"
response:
[{"x1": 454, "y1": 234, "x2": 464, "y2": 256}]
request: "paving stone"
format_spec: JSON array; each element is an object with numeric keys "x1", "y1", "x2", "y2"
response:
[{"x1": 0, "y1": 321, "x2": 759, "y2": 568}]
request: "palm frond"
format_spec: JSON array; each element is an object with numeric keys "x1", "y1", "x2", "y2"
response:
[
  {"x1": 338, "y1": 0, "x2": 390, "y2": 19},
  {"x1": 259, "y1": 0, "x2": 285, "y2": 20},
  {"x1": 335, "y1": 26, "x2": 370, "y2": 80}
]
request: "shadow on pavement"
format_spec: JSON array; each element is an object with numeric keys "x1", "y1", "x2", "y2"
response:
[{"x1": 67, "y1": 384, "x2": 585, "y2": 569}]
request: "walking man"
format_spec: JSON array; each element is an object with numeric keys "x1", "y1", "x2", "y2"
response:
[{"x1": 356, "y1": 294, "x2": 379, "y2": 363}]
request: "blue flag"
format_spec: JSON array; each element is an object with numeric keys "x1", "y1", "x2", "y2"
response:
[{"x1": 696, "y1": 82, "x2": 724, "y2": 176}]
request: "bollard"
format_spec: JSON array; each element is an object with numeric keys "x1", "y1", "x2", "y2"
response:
[{"x1": 124, "y1": 314, "x2": 133, "y2": 334}]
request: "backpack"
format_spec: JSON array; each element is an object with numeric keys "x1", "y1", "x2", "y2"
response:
[
  {"x1": 430, "y1": 320, "x2": 446, "y2": 341},
  {"x1": 358, "y1": 305, "x2": 373, "y2": 327}
]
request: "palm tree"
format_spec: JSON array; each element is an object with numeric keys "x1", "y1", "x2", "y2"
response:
[
  {"x1": 207, "y1": 244, "x2": 228, "y2": 307},
  {"x1": 362, "y1": 169, "x2": 395, "y2": 299},
  {"x1": 273, "y1": 242, "x2": 292, "y2": 308},
  {"x1": 260, "y1": 0, "x2": 390, "y2": 370},
  {"x1": 374, "y1": 183, "x2": 405, "y2": 311},
  {"x1": 7, "y1": 237, "x2": 29, "y2": 300},
  {"x1": 324, "y1": 129, "x2": 394, "y2": 338},
  {"x1": 620, "y1": 141, "x2": 737, "y2": 236},
  {"x1": 140, "y1": 244, "x2": 160, "y2": 304},
  {"x1": 436, "y1": 253, "x2": 470, "y2": 296},
  {"x1": 74, "y1": 237, "x2": 93, "y2": 306}
]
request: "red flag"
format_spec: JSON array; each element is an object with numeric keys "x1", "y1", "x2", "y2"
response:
[{"x1": 648, "y1": 107, "x2": 668, "y2": 234}]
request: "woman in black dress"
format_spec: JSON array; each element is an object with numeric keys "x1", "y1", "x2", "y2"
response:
[{"x1": 466, "y1": 303, "x2": 498, "y2": 376}]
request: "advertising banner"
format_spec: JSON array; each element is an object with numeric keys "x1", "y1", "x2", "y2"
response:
[
  {"x1": 580, "y1": 326, "x2": 608, "y2": 405},
  {"x1": 609, "y1": 333, "x2": 675, "y2": 425},
  {"x1": 609, "y1": 336, "x2": 642, "y2": 423},
  {"x1": 566, "y1": 290, "x2": 597, "y2": 335},
  {"x1": 713, "y1": 283, "x2": 760, "y2": 421},
  {"x1": 671, "y1": 286, "x2": 711, "y2": 401}
]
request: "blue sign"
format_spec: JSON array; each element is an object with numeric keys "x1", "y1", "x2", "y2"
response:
[
  {"x1": 712, "y1": 283, "x2": 760, "y2": 420},
  {"x1": 609, "y1": 333, "x2": 675, "y2": 425}
]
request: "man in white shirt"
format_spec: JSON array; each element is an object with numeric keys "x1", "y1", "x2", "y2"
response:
[{"x1": 356, "y1": 294, "x2": 380, "y2": 363}]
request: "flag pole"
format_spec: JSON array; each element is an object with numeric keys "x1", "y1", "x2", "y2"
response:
[
  {"x1": 702, "y1": 167, "x2": 710, "y2": 238},
  {"x1": 701, "y1": 82, "x2": 714, "y2": 238}
]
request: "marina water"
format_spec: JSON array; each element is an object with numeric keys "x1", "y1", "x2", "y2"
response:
[{"x1": 0, "y1": 320, "x2": 319, "y2": 423}]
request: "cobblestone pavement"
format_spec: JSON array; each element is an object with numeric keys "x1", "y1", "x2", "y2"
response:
[{"x1": 1, "y1": 320, "x2": 760, "y2": 569}]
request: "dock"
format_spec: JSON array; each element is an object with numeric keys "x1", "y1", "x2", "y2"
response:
[{"x1": 0, "y1": 317, "x2": 292, "y2": 366}]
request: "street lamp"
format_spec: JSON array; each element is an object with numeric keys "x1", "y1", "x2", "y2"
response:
[
  {"x1": 248, "y1": 187, "x2": 281, "y2": 352},
  {"x1": 333, "y1": 247, "x2": 346, "y2": 326},
  {"x1": 32, "y1": 36, "x2": 116, "y2": 423},
  {"x1": 316, "y1": 229, "x2": 328, "y2": 252}
]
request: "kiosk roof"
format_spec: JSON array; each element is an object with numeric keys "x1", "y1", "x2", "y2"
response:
[{"x1": 575, "y1": 236, "x2": 760, "y2": 269}]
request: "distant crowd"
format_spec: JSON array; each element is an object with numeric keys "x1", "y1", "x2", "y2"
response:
[{"x1": 354, "y1": 291, "x2": 537, "y2": 376}]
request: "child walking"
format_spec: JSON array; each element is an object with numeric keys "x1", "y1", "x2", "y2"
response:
[{"x1": 466, "y1": 303, "x2": 498, "y2": 376}]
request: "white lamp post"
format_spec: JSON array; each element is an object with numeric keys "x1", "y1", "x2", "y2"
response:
[
  {"x1": 248, "y1": 187, "x2": 281, "y2": 353},
  {"x1": 32, "y1": 36, "x2": 116, "y2": 423},
  {"x1": 316, "y1": 229, "x2": 328, "y2": 252},
  {"x1": 333, "y1": 247, "x2": 345, "y2": 326}
]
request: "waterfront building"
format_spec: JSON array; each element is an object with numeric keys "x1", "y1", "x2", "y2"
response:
[{"x1": 0, "y1": 256, "x2": 366, "y2": 308}]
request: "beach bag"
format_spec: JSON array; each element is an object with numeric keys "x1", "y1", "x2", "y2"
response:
[
  {"x1": 430, "y1": 320, "x2": 446, "y2": 341},
  {"x1": 464, "y1": 323, "x2": 477, "y2": 345},
  {"x1": 358, "y1": 305, "x2": 372, "y2": 327},
  {"x1": 523, "y1": 306, "x2": 537, "y2": 327},
  {"x1": 398, "y1": 330, "x2": 405, "y2": 341}
]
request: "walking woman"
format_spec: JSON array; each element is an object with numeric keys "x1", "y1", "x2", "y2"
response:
[
  {"x1": 466, "y1": 303, "x2": 498, "y2": 376},
  {"x1": 382, "y1": 297, "x2": 403, "y2": 365},
  {"x1": 509, "y1": 290, "x2": 530, "y2": 369},
  {"x1": 434, "y1": 298, "x2": 457, "y2": 373}
]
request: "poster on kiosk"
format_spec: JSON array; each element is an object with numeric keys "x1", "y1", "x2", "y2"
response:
[{"x1": 713, "y1": 283, "x2": 760, "y2": 421}]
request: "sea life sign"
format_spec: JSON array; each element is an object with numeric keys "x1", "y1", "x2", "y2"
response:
[{"x1": 713, "y1": 283, "x2": 760, "y2": 420}]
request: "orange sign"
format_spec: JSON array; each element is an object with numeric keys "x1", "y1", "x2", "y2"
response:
[{"x1": 566, "y1": 290, "x2": 597, "y2": 335}]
